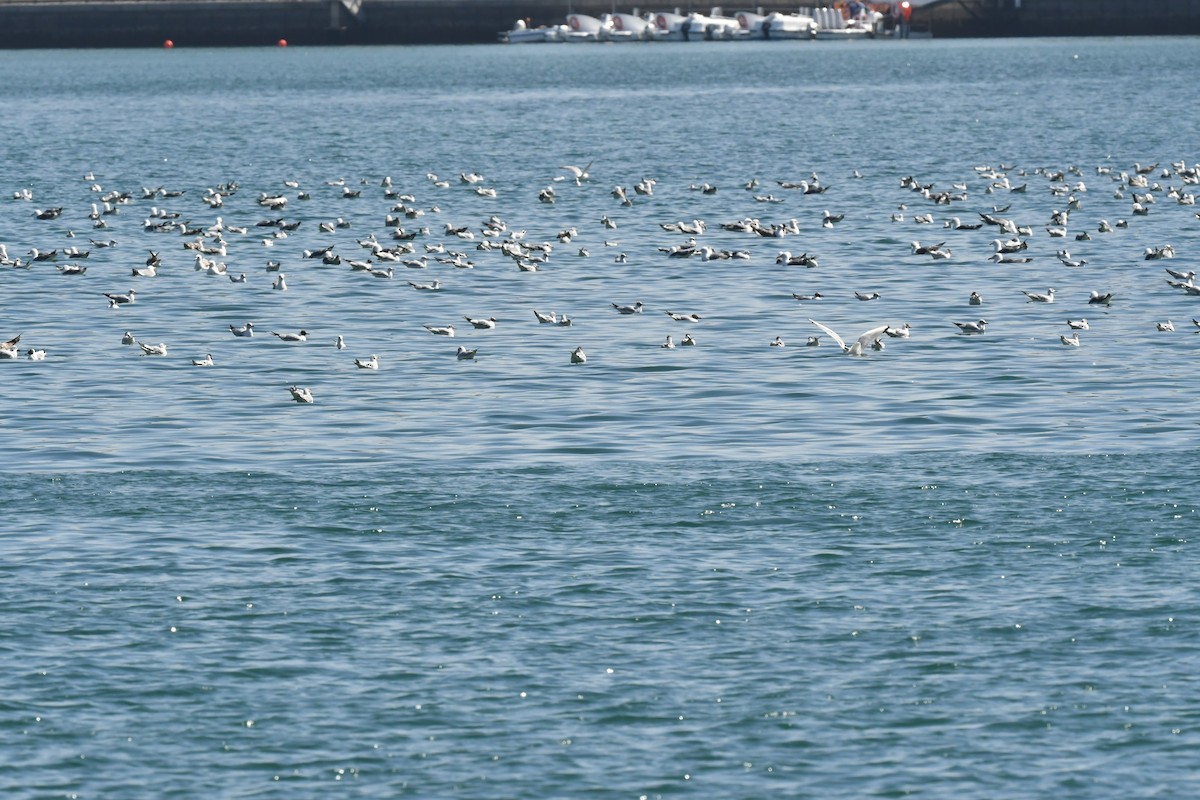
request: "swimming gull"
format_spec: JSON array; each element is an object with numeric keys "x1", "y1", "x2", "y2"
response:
[{"x1": 288, "y1": 386, "x2": 314, "y2": 403}]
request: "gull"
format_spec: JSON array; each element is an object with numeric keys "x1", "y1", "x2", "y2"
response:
[
  {"x1": 424, "y1": 324, "x2": 455, "y2": 336},
  {"x1": 969, "y1": 291, "x2": 983, "y2": 306},
  {"x1": 104, "y1": 289, "x2": 136, "y2": 305},
  {"x1": 806, "y1": 336, "x2": 820, "y2": 346},
  {"x1": 871, "y1": 338, "x2": 886, "y2": 351},
  {"x1": 456, "y1": 346, "x2": 478, "y2": 361},
  {"x1": 1088, "y1": 291, "x2": 1114, "y2": 305},
  {"x1": 662, "y1": 335, "x2": 675, "y2": 349},
  {"x1": 288, "y1": 385, "x2": 314, "y2": 404},
  {"x1": 58, "y1": 264, "x2": 88, "y2": 275},
  {"x1": 464, "y1": 316, "x2": 497, "y2": 329},
  {"x1": 0, "y1": 346, "x2": 19, "y2": 359},
  {"x1": 770, "y1": 337, "x2": 785, "y2": 347},
  {"x1": 272, "y1": 330, "x2": 307, "y2": 342},
  {"x1": 994, "y1": 239, "x2": 1027, "y2": 254},
  {"x1": 1067, "y1": 319, "x2": 1089, "y2": 330},
  {"x1": 191, "y1": 354, "x2": 214, "y2": 366},
  {"x1": 682, "y1": 334, "x2": 696, "y2": 346},
  {"x1": 885, "y1": 323, "x2": 912, "y2": 338},
  {"x1": 1023, "y1": 288, "x2": 1055, "y2": 303},
  {"x1": 570, "y1": 346, "x2": 587, "y2": 364},
  {"x1": 408, "y1": 279, "x2": 441, "y2": 291},
  {"x1": 1165, "y1": 267, "x2": 1196, "y2": 282},
  {"x1": 533, "y1": 309, "x2": 557, "y2": 324},
  {"x1": 855, "y1": 291, "x2": 882, "y2": 301},
  {"x1": 121, "y1": 331, "x2": 135, "y2": 345},
  {"x1": 777, "y1": 251, "x2": 818, "y2": 267},
  {"x1": 229, "y1": 322, "x2": 254, "y2": 337},
  {"x1": 911, "y1": 241, "x2": 946, "y2": 255},
  {"x1": 612, "y1": 302, "x2": 643, "y2": 314},
  {"x1": 336, "y1": 335, "x2": 346, "y2": 350},
  {"x1": 556, "y1": 315, "x2": 572, "y2": 327},
  {"x1": 792, "y1": 292, "x2": 823, "y2": 301},
  {"x1": 354, "y1": 354, "x2": 380, "y2": 369},
  {"x1": 229, "y1": 273, "x2": 247, "y2": 283},
  {"x1": 808, "y1": 319, "x2": 890, "y2": 356},
  {"x1": 991, "y1": 253, "x2": 1033, "y2": 263},
  {"x1": 26, "y1": 348, "x2": 46, "y2": 361},
  {"x1": 1058, "y1": 250, "x2": 1088, "y2": 267},
  {"x1": 665, "y1": 311, "x2": 701, "y2": 322},
  {"x1": 1157, "y1": 320, "x2": 1175, "y2": 332},
  {"x1": 944, "y1": 217, "x2": 983, "y2": 230},
  {"x1": 272, "y1": 273, "x2": 287, "y2": 291},
  {"x1": 953, "y1": 319, "x2": 988, "y2": 334},
  {"x1": 633, "y1": 178, "x2": 656, "y2": 196},
  {"x1": 1060, "y1": 333, "x2": 1081, "y2": 346},
  {"x1": 561, "y1": 162, "x2": 592, "y2": 183},
  {"x1": 139, "y1": 342, "x2": 168, "y2": 356}
]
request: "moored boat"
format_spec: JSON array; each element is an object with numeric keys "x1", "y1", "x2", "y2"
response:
[
  {"x1": 761, "y1": 11, "x2": 818, "y2": 39},
  {"x1": 807, "y1": 6, "x2": 881, "y2": 39},
  {"x1": 564, "y1": 13, "x2": 605, "y2": 42},
  {"x1": 652, "y1": 9, "x2": 742, "y2": 40},
  {"x1": 499, "y1": 19, "x2": 565, "y2": 43},
  {"x1": 604, "y1": 12, "x2": 656, "y2": 41}
]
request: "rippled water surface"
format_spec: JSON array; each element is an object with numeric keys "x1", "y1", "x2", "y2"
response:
[{"x1": 1, "y1": 37, "x2": 1199, "y2": 798}]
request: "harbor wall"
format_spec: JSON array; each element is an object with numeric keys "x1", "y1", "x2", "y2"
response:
[
  {"x1": 0, "y1": 0, "x2": 816, "y2": 47},
  {"x1": 916, "y1": 0, "x2": 1200, "y2": 37},
  {"x1": 0, "y1": 0, "x2": 1198, "y2": 47}
]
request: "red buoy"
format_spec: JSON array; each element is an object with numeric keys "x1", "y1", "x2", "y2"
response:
[
  {"x1": 278, "y1": 38, "x2": 288, "y2": 47},
  {"x1": 163, "y1": 39, "x2": 174, "y2": 48}
]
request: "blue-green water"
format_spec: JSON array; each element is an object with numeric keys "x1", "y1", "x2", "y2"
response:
[{"x1": 1, "y1": 38, "x2": 1199, "y2": 797}]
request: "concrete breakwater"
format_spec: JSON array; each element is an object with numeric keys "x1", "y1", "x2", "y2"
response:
[
  {"x1": 0, "y1": 0, "x2": 1197, "y2": 47},
  {"x1": 921, "y1": 0, "x2": 1200, "y2": 37},
  {"x1": 0, "y1": 0, "x2": 820, "y2": 48}
]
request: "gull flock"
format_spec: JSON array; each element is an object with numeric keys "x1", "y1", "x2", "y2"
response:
[{"x1": 2, "y1": 159, "x2": 1198, "y2": 405}]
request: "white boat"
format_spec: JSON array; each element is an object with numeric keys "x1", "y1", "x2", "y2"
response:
[
  {"x1": 806, "y1": 6, "x2": 881, "y2": 39},
  {"x1": 603, "y1": 12, "x2": 655, "y2": 41},
  {"x1": 652, "y1": 9, "x2": 742, "y2": 40},
  {"x1": 735, "y1": 11, "x2": 767, "y2": 36},
  {"x1": 500, "y1": 19, "x2": 565, "y2": 43},
  {"x1": 761, "y1": 11, "x2": 818, "y2": 39},
  {"x1": 564, "y1": 13, "x2": 605, "y2": 42}
]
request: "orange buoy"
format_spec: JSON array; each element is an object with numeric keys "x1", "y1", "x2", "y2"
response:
[
  {"x1": 277, "y1": 38, "x2": 288, "y2": 47},
  {"x1": 163, "y1": 39, "x2": 174, "y2": 48}
]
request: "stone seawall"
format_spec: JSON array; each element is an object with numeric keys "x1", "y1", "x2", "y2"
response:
[
  {"x1": 0, "y1": 0, "x2": 812, "y2": 48},
  {"x1": 0, "y1": 0, "x2": 1197, "y2": 47},
  {"x1": 916, "y1": 0, "x2": 1200, "y2": 37}
]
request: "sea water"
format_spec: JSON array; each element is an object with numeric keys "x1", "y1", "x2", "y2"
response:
[{"x1": 1, "y1": 37, "x2": 1199, "y2": 797}]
